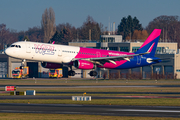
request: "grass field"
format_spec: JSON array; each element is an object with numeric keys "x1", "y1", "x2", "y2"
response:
[
  {"x1": 0, "y1": 99, "x2": 180, "y2": 106},
  {"x1": 0, "y1": 113, "x2": 179, "y2": 120},
  {"x1": 1, "y1": 86, "x2": 180, "y2": 98},
  {"x1": 0, "y1": 79, "x2": 180, "y2": 85}
]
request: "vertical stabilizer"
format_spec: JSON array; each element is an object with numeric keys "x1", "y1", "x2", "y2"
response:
[{"x1": 135, "y1": 29, "x2": 161, "y2": 56}]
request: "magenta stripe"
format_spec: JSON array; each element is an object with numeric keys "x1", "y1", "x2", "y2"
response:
[
  {"x1": 140, "y1": 29, "x2": 161, "y2": 49},
  {"x1": 147, "y1": 42, "x2": 155, "y2": 52}
]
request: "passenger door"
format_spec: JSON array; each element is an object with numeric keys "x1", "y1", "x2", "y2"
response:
[
  {"x1": 58, "y1": 47, "x2": 62, "y2": 56},
  {"x1": 26, "y1": 43, "x2": 31, "y2": 53},
  {"x1": 96, "y1": 52, "x2": 101, "y2": 57}
]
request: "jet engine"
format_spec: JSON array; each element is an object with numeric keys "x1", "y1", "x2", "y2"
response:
[
  {"x1": 74, "y1": 60, "x2": 95, "y2": 69},
  {"x1": 41, "y1": 62, "x2": 63, "y2": 69}
]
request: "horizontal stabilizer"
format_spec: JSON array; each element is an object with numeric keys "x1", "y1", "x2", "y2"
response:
[{"x1": 150, "y1": 57, "x2": 173, "y2": 62}]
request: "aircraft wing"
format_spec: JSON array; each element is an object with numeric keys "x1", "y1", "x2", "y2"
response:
[{"x1": 72, "y1": 52, "x2": 149, "y2": 66}]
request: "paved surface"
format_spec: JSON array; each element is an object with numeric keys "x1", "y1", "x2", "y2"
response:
[
  {"x1": 1, "y1": 85, "x2": 180, "y2": 88},
  {"x1": 0, "y1": 103, "x2": 180, "y2": 117}
]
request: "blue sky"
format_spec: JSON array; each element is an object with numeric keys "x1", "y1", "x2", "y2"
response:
[{"x1": 0, "y1": 0, "x2": 180, "y2": 31}]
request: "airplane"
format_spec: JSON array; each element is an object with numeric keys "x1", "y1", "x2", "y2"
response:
[{"x1": 5, "y1": 29, "x2": 161, "y2": 77}]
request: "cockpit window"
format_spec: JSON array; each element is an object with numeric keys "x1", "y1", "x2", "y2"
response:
[{"x1": 10, "y1": 45, "x2": 21, "y2": 48}]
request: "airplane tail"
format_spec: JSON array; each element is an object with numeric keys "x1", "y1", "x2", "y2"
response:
[{"x1": 135, "y1": 29, "x2": 161, "y2": 57}]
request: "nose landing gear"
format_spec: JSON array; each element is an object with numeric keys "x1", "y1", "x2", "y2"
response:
[{"x1": 20, "y1": 59, "x2": 26, "y2": 69}]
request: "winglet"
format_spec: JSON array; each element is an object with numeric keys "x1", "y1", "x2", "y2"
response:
[{"x1": 52, "y1": 41, "x2": 55, "y2": 44}]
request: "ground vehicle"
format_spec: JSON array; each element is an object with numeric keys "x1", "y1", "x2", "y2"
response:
[
  {"x1": 49, "y1": 68, "x2": 63, "y2": 78},
  {"x1": 12, "y1": 66, "x2": 29, "y2": 78}
]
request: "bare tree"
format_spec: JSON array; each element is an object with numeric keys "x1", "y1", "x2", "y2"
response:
[
  {"x1": 146, "y1": 15, "x2": 179, "y2": 42},
  {"x1": 0, "y1": 24, "x2": 18, "y2": 49},
  {"x1": 79, "y1": 16, "x2": 102, "y2": 41},
  {"x1": 41, "y1": 7, "x2": 56, "y2": 43}
]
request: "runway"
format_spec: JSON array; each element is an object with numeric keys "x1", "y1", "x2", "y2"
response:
[
  {"x1": 0, "y1": 103, "x2": 180, "y2": 117},
  {"x1": 1, "y1": 85, "x2": 180, "y2": 88}
]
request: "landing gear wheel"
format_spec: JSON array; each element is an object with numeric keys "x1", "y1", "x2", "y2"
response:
[
  {"x1": 68, "y1": 70, "x2": 75, "y2": 76},
  {"x1": 89, "y1": 71, "x2": 97, "y2": 76},
  {"x1": 20, "y1": 66, "x2": 24, "y2": 69}
]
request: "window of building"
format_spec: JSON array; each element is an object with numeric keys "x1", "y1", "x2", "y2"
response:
[
  {"x1": 132, "y1": 47, "x2": 140, "y2": 52},
  {"x1": 120, "y1": 47, "x2": 129, "y2": 52},
  {"x1": 100, "y1": 37, "x2": 115, "y2": 42},
  {"x1": 108, "y1": 37, "x2": 115, "y2": 42},
  {"x1": 156, "y1": 47, "x2": 162, "y2": 53},
  {"x1": 100, "y1": 47, "x2": 108, "y2": 50},
  {"x1": 109, "y1": 47, "x2": 118, "y2": 51}
]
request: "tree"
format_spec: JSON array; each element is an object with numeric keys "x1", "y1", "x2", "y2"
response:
[
  {"x1": 146, "y1": 15, "x2": 179, "y2": 42},
  {"x1": 117, "y1": 15, "x2": 143, "y2": 41},
  {"x1": 117, "y1": 17, "x2": 127, "y2": 41},
  {"x1": 41, "y1": 7, "x2": 56, "y2": 43},
  {"x1": 23, "y1": 36, "x2": 29, "y2": 41},
  {"x1": 127, "y1": 15, "x2": 133, "y2": 38},
  {"x1": 51, "y1": 26, "x2": 73, "y2": 45},
  {"x1": 133, "y1": 17, "x2": 143, "y2": 31},
  {"x1": 79, "y1": 16, "x2": 102, "y2": 41},
  {"x1": 50, "y1": 31, "x2": 62, "y2": 43},
  {"x1": 131, "y1": 30, "x2": 149, "y2": 41},
  {"x1": 56, "y1": 23, "x2": 77, "y2": 42},
  {"x1": 0, "y1": 24, "x2": 18, "y2": 49},
  {"x1": 25, "y1": 27, "x2": 43, "y2": 42},
  {"x1": 0, "y1": 24, "x2": 7, "y2": 49}
]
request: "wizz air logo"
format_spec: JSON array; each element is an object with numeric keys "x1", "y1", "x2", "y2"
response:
[{"x1": 34, "y1": 44, "x2": 55, "y2": 55}]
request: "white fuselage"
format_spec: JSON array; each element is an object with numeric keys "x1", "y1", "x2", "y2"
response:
[{"x1": 5, "y1": 41, "x2": 80, "y2": 63}]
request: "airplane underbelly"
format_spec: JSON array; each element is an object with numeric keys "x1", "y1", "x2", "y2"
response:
[{"x1": 29, "y1": 53, "x2": 57, "y2": 63}]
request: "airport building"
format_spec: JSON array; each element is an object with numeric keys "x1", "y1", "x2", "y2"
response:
[{"x1": 0, "y1": 34, "x2": 180, "y2": 79}]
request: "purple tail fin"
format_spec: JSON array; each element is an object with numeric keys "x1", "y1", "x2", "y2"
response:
[{"x1": 135, "y1": 29, "x2": 161, "y2": 56}]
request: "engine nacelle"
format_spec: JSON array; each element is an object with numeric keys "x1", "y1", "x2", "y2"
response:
[
  {"x1": 41, "y1": 62, "x2": 63, "y2": 69},
  {"x1": 74, "y1": 60, "x2": 95, "y2": 69}
]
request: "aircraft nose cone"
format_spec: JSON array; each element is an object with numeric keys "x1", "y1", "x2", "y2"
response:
[
  {"x1": 5, "y1": 48, "x2": 11, "y2": 56},
  {"x1": 5, "y1": 49, "x2": 8, "y2": 55}
]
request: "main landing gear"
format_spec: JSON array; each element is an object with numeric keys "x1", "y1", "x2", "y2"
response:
[
  {"x1": 68, "y1": 66, "x2": 75, "y2": 76},
  {"x1": 68, "y1": 66, "x2": 98, "y2": 77},
  {"x1": 68, "y1": 70, "x2": 75, "y2": 76},
  {"x1": 89, "y1": 71, "x2": 97, "y2": 77}
]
